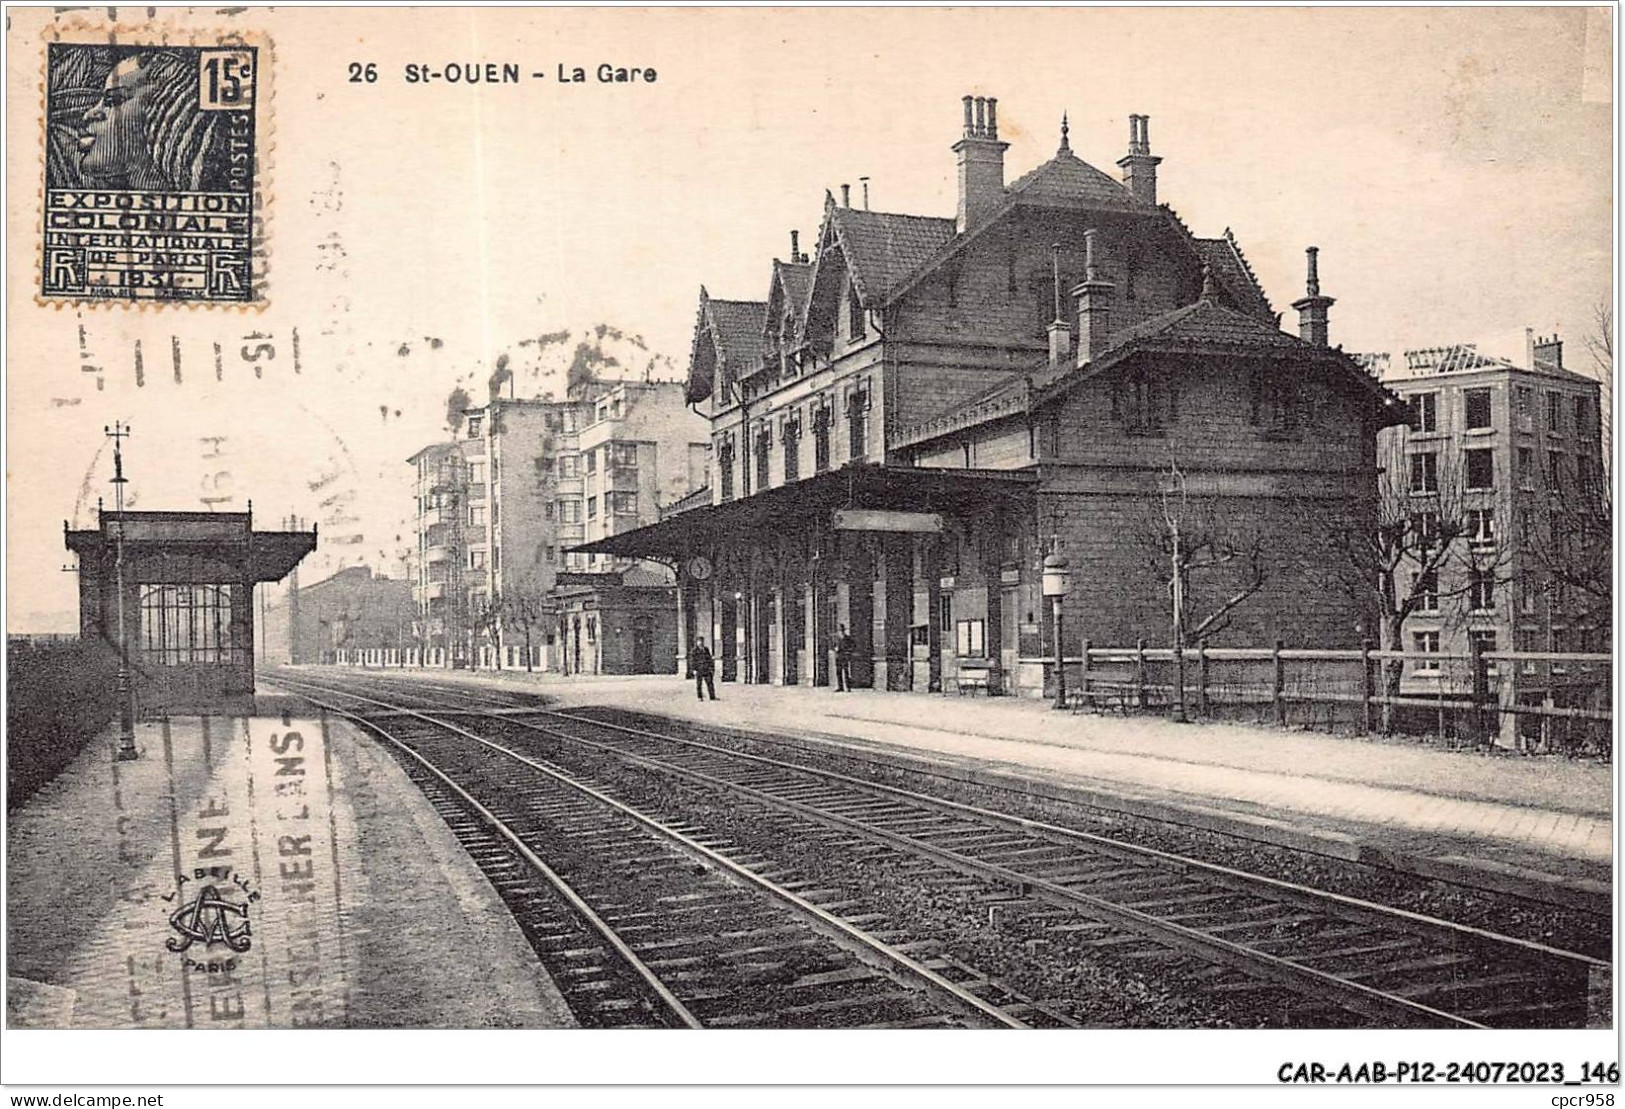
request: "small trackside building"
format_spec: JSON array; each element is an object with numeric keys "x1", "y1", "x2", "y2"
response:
[{"x1": 66, "y1": 508, "x2": 317, "y2": 713}]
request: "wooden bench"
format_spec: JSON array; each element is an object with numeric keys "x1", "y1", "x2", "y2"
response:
[
  {"x1": 1067, "y1": 680, "x2": 1165, "y2": 714},
  {"x1": 953, "y1": 661, "x2": 995, "y2": 695}
]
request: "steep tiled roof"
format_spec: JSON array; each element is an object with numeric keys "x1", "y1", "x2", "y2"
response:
[
  {"x1": 707, "y1": 298, "x2": 766, "y2": 367},
  {"x1": 1103, "y1": 297, "x2": 1310, "y2": 353},
  {"x1": 830, "y1": 208, "x2": 956, "y2": 303},
  {"x1": 1004, "y1": 149, "x2": 1141, "y2": 211},
  {"x1": 776, "y1": 260, "x2": 813, "y2": 319},
  {"x1": 1194, "y1": 233, "x2": 1275, "y2": 322}
]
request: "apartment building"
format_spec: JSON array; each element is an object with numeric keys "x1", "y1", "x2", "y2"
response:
[
  {"x1": 1376, "y1": 337, "x2": 1607, "y2": 743},
  {"x1": 409, "y1": 381, "x2": 706, "y2": 671}
]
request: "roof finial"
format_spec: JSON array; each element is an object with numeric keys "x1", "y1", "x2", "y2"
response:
[
  {"x1": 1059, "y1": 112, "x2": 1071, "y2": 154},
  {"x1": 1200, "y1": 263, "x2": 1218, "y2": 303}
]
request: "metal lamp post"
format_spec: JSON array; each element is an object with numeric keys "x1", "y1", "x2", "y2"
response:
[
  {"x1": 106, "y1": 422, "x2": 139, "y2": 760},
  {"x1": 1042, "y1": 553, "x2": 1071, "y2": 710}
]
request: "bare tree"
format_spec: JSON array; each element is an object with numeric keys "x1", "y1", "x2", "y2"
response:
[
  {"x1": 1310, "y1": 426, "x2": 1513, "y2": 732},
  {"x1": 501, "y1": 573, "x2": 552, "y2": 673},
  {"x1": 1137, "y1": 458, "x2": 1272, "y2": 721},
  {"x1": 1585, "y1": 302, "x2": 1613, "y2": 468},
  {"x1": 470, "y1": 590, "x2": 503, "y2": 670}
]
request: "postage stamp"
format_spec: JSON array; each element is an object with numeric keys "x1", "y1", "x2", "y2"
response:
[{"x1": 40, "y1": 34, "x2": 267, "y2": 305}]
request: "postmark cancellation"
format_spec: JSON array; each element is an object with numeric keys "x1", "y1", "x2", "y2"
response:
[{"x1": 40, "y1": 29, "x2": 269, "y2": 306}]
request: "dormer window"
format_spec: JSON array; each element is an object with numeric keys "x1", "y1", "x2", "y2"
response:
[{"x1": 847, "y1": 282, "x2": 867, "y2": 341}]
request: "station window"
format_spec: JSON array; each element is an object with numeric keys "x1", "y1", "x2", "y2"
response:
[
  {"x1": 955, "y1": 618, "x2": 986, "y2": 658},
  {"x1": 139, "y1": 584, "x2": 237, "y2": 666}
]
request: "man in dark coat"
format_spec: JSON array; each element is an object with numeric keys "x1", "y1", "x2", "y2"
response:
[
  {"x1": 690, "y1": 639, "x2": 717, "y2": 701},
  {"x1": 834, "y1": 625, "x2": 855, "y2": 692}
]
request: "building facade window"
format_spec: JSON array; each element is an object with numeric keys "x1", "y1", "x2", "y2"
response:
[
  {"x1": 1547, "y1": 450, "x2": 1564, "y2": 492},
  {"x1": 559, "y1": 454, "x2": 581, "y2": 477},
  {"x1": 847, "y1": 384, "x2": 870, "y2": 461},
  {"x1": 1409, "y1": 451, "x2": 1438, "y2": 494},
  {"x1": 468, "y1": 461, "x2": 485, "y2": 485},
  {"x1": 1547, "y1": 391, "x2": 1564, "y2": 435},
  {"x1": 1412, "y1": 569, "x2": 1439, "y2": 614},
  {"x1": 558, "y1": 498, "x2": 582, "y2": 524},
  {"x1": 1465, "y1": 448, "x2": 1494, "y2": 491},
  {"x1": 1123, "y1": 369, "x2": 1177, "y2": 434},
  {"x1": 469, "y1": 549, "x2": 487, "y2": 570},
  {"x1": 1574, "y1": 395, "x2": 1593, "y2": 439},
  {"x1": 609, "y1": 491, "x2": 638, "y2": 515},
  {"x1": 718, "y1": 437, "x2": 736, "y2": 502},
  {"x1": 586, "y1": 496, "x2": 598, "y2": 520},
  {"x1": 586, "y1": 450, "x2": 598, "y2": 474},
  {"x1": 783, "y1": 415, "x2": 801, "y2": 482},
  {"x1": 1469, "y1": 629, "x2": 1499, "y2": 673},
  {"x1": 847, "y1": 282, "x2": 866, "y2": 341},
  {"x1": 1467, "y1": 507, "x2": 1495, "y2": 549},
  {"x1": 1518, "y1": 446, "x2": 1534, "y2": 488},
  {"x1": 469, "y1": 505, "x2": 486, "y2": 526},
  {"x1": 1515, "y1": 386, "x2": 1534, "y2": 431},
  {"x1": 813, "y1": 401, "x2": 832, "y2": 473},
  {"x1": 612, "y1": 442, "x2": 639, "y2": 471},
  {"x1": 1412, "y1": 630, "x2": 1440, "y2": 672},
  {"x1": 1409, "y1": 391, "x2": 1437, "y2": 433},
  {"x1": 1463, "y1": 387, "x2": 1492, "y2": 431},
  {"x1": 467, "y1": 416, "x2": 482, "y2": 438},
  {"x1": 1468, "y1": 568, "x2": 1494, "y2": 612},
  {"x1": 755, "y1": 427, "x2": 772, "y2": 490}
]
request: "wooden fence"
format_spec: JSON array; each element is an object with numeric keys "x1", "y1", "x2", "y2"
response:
[{"x1": 1043, "y1": 639, "x2": 1612, "y2": 756}]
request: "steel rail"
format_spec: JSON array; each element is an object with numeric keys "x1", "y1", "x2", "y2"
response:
[
  {"x1": 275, "y1": 676, "x2": 1028, "y2": 1030},
  {"x1": 284, "y1": 669, "x2": 1606, "y2": 969},
  {"x1": 291, "y1": 686, "x2": 704, "y2": 1028}
]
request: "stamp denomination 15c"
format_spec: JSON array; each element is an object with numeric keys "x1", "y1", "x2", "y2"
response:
[{"x1": 41, "y1": 35, "x2": 266, "y2": 305}]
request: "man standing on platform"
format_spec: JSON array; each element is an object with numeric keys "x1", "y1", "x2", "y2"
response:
[
  {"x1": 690, "y1": 639, "x2": 717, "y2": 701},
  {"x1": 834, "y1": 625, "x2": 855, "y2": 692}
]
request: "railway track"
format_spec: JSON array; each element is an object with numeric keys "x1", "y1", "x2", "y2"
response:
[
  {"x1": 277, "y1": 675, "x2": 1062, "y2": 1029},
  {"x1": 272, "y1": 668, "x2": 1608, "y2": 1030}
]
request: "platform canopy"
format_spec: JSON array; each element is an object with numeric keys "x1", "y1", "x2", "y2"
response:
[
  {"x1": 571, "y1": 463, "x2": 1037, "y2": 559},
  {"x1": 66, "y1": 510, "x2": 318, "y2": 582}
]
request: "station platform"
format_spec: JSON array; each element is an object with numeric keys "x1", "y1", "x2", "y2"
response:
[
  {"x1": 6, "y1": 701, "x2": 575, "y2": 1029},
  {"x1": 369, "y1": 667, "x2": 1614, "y2": 913}
]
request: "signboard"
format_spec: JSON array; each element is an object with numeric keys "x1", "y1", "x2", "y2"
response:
[{"x1": 831, "y1": 509, "x2": 944, "y2": 534}]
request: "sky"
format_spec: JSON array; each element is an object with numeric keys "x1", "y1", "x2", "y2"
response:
[{"x1": 5, "y1": 6, "x2": 1614, "y2": 632}]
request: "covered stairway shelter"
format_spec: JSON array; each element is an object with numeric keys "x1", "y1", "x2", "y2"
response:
[{"x1": 571, "y1": 464, "x2": 1037, "y2": 693}]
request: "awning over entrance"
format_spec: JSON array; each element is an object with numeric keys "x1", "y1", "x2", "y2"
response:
[{"x1": 571, "y1": 463, "x2": 1037, "y2": 559}]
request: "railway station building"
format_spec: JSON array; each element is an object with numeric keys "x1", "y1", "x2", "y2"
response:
[
  {"x1": 578, "y1": 97, "x2": 1404, "y2": 696},
  {"x1": 65, "y1": 508, "x2": 317, "y2": 713}
]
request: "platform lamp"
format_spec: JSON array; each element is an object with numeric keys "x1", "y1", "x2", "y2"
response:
[
  {"x1": 1042, "y1": 553, "x2": 1071, "y2": 710},
  {"x1": 106, "y1": 421, "x2": 139, "y2": 761}
]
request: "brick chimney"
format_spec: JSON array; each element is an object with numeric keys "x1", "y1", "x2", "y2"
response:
[
  {"x1": 1116, "y1": 115, "x2": 1162, "y2": 205},
  {"x1": 953, "y1": 95, "x2": 1008, "y2": 233},
  {"x1": 1292, "y1": 246, "x2": 1335, "y2": 347},
  {"x1": 1534, "y1": 333, "x2": 1564, "y2": 369},
  {"x1": 1046, "y1": 242, "x2": 1072, "y2": 369},
  {"x1": 1072, "y1": 229, "x2": 1115, "y2": 366}
]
